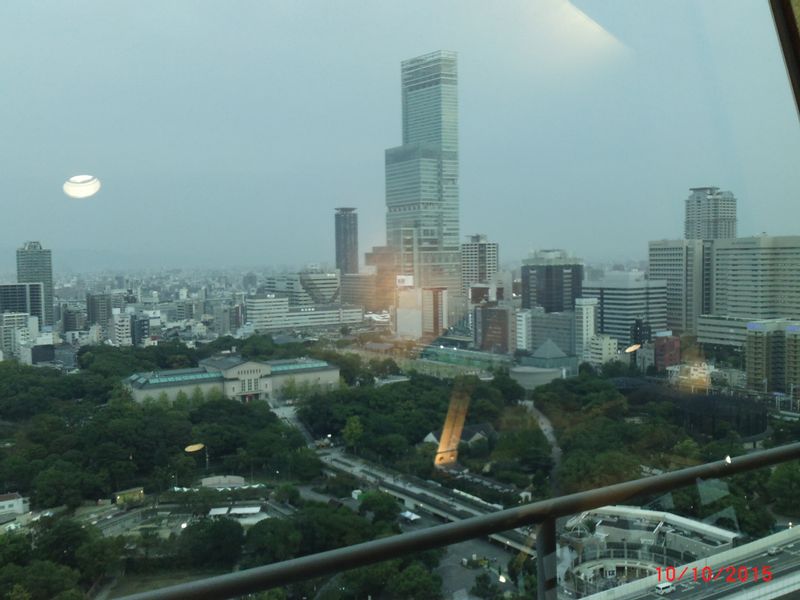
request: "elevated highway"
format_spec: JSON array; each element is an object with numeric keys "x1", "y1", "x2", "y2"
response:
[{"x1": 583, "y1": 526, "x2": 800, "y2": 599}]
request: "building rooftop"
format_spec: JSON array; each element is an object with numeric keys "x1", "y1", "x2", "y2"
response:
[
  {"x1": 124, "y1": 356, "x2": 338, "y2": 394},
  {"x1": 125, "y1": 368, "x2": 223, "y2": 390},
  {"x1": 266, "y1": 357, "x2": 333, "y2": 373},
  {"x1": 532, "y1": 339, "x2": 567, "y2": 359},
  {"x1": 199, "y1": 355, "x2": 249, "y2": 371}
]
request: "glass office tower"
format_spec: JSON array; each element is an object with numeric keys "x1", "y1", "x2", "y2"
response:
[
  {"x1": 16, "y1": 241, "x2": 53, "y2": 327},
  {"x1": 385, "y1": 51, "x2": 461, "y2": 318},
  {"x1": 334, "y1": 207, "x2": 359, "y2": 275}
]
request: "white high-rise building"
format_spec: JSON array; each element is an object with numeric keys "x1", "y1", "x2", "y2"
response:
[
  {"x1": 0, "y1": 313, "x2": 38, "y2": 358},
  {"x1": 516, "y1": 309, "x2": 532, "y2": 353},
  {"x1": 395, "y1": 286, "x2": 448, "y2": 340},
  {"x1": 263, "y1": 271, "x2": 340, "y2": 307},
  {"x1": 698, "y1": 235, "x2": 800, "y2": 347},
  {"x1": 684, "y1": 187, "x2": 737, "y2": 240},
  {"x1": 582, "y1": 271, "x2": 667, "y2": 348},
  {"x1": 648, "y1": 239, "x2": 705, "y2": 334},
  {"x1": 109, "y1": 308, "x2": 133, "y2": 347},
  {"x1": 574, "y1": 298, "x2": 598, "y2": 360},
  {"x1": 246, "y1": 296, "x2": 290, "y2": 331},
  {"x1": 461, "y1": 234, "x2": 498, "y2": 294},
  {"x1": 709, "y1": 235, "x2": 800, "y2": 320}
]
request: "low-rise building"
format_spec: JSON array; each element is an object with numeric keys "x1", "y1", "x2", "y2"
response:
[
  {"x1": 585, "y1": 334, "x2": 619, "y2": 368},
  {"x1": 637, "y1": 333, "x2": 681, "y2": 373},
  {"x1": 124, "y1": 354, "x2": 340, "y2": 403},
  {"x1": 0, "y1": 492, "x2": 29, "y2": 517}
]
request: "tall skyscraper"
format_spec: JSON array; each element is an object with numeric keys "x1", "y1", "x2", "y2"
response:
[
  {"x1": 385, "y1": 51, "x2": 461, "y2": 317},
  {"x1": 684, "y1": 186, "x2": 737, "y2": 240},
  {"x1": 521, "y1": 250, "x2": 583, "y2": 312},
  {"x1": 334, "y1": 208, "x2": 359, "y2": 275},
  {"x1": 16, "y1": 241, "x2": 53, "y2": 327},
  {"x1": 461, "y1": 234, "x2": 499, "y2": 294}
]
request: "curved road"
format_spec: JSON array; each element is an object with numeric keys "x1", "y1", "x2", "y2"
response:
[{"x1": 522, "y1": 400, "x2": 562, "y2": 495}]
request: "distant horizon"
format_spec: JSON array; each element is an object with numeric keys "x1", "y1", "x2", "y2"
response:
[{"x1": 2, "y1": 2, "x2": 799, "y2": 276}]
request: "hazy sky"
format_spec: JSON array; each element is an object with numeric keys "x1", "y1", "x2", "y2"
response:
[{"x1": 2, "y1": 0, "x2": 799, "y2": 274}]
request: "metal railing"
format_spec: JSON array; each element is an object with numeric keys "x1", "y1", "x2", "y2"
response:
[{"x1": 118, "y1": 441, "x2": 800, "y2": 600}]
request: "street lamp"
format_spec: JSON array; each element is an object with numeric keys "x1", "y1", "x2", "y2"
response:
[{"x1": 185, "y1": 443, "x2": 209, "y2": 472}]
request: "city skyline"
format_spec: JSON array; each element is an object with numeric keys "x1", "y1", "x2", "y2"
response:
[{"x1": 1, "y1": 1, "x2": 800, "y2": 274}]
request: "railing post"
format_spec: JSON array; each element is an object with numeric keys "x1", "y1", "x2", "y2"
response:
[{"x1": 536, "y1": 517, "x2": 557, "y2": 600}]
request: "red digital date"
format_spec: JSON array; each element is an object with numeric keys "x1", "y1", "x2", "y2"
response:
[{"x1": 656, "y1": 565, "x2": 773, "y2": 583}]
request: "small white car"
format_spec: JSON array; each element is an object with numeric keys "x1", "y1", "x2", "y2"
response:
[{"x1": 655, "y1": 582, "x2": 676, "y2": 595}]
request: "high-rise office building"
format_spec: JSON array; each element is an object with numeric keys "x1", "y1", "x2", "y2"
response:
[
  {"x1": 385, "y1": 51, "x2": 461, "y2": 318},
  {"x1": 648, "y1": 239, "x2": 705, "y2": 334},
  {"x1": 708, "y1": 235, "x2": 800, "y2": 321},
  {"x1": 574, "y1": 298, "x2": 598, "y2": 360},
  {"x1": 582, "y1": 271, "x2": 667, "y2": 348},
  {"x1": 461, "y1": 234, "x2": 498, "y2": 294},
  {"x1": 529, "y1": 307, "x2": 576, "y2": 356},
  {"x1": 684, "y1": 187, "x2": 737, "y2": 240},
  {"x1": 473, "y1": 303, "x2": 515, "y2": 354},
  {"x1": 0, "y1": 283, "x2": 45, "y2": 327},
  {"x1": 395, "y1": 285, "x2": 449, "y2": 341},
  {"x1": 364, "y1": 246, "x2": 400, "y2": 311},
  {"x1": 335, "y1": 208, "x2": 359, "y2": 275},
  {"x1": 340, "y1": 274, "x2": 382, "y2": 312},
  {"x1": 61, "y1": 305, "x2": 87, "y2": 332},
  {"x1": 263, "y1": 271, "x2": 340, "y2": 307},
  {"x1": 521, "y1": 250, "x2": 583, "y2": 312},
  {"x1": 16, "y1": 241, "x2": 53, "y2": 327},
  {"x1": 86, "y1": 292, "x2": 113, "y2": 328},
  {"x1": 744, "y1": 319, "x2": 800, "y2": 396},
  {"x1": 697, "y1": 235, "x2": 800, "y2": 347}
]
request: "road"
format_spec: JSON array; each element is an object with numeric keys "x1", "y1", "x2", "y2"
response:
[
  {"x1": 270, "y1": 402, "x2": 315, "y2": 446},
  {"x1": 522, "y1": 400, "x2": 562, "y2": 494},
  {"x1": 319, "y1": 448, "x2": 536, "y2": 555},
  {"x1": 604, "y1": 533, "x2": 800, "y2": 599},
  {"x1": 401, "y1": 512, "x2": 519, "y2": 598}
]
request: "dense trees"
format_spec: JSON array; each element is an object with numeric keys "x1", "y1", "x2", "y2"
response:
[
  {"x1": 299, "y1": 373, "x2": 515, "y2": 470},
  {"x1": 336, "y1": 555, "x2": 444, "y2": 600},
  {"x1": 0, "y1": 518, "x2": 122, "y2": 599},
  {"x1": 767, "y1": 461, "x2": 800, "y2": 515},
  {"x1": 243, "y1": 519, "x2": 302, "y2": 568},
  {"x1": 177, "y1": 517, "x2": 244, "y2": 568},
  {"x1": 533, "y1": 373, "x2": 781, "y2": 537},
  {"x1": 358, "y1": 490, "x2": 401, "y2": 525},
  {"x1": 0, "y1": 391, "x2": 317, "y2": 508}
]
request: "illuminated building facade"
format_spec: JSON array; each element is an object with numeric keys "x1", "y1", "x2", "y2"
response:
[{"x1": 385, "y1": 51, "x2": 462, "y2": 320}]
